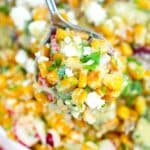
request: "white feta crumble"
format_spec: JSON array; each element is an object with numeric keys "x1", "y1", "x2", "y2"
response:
[
  {"x1": 99, "y1": 139, "x2": 116, "y2": 150},
  {"x1": 65, "y1": 68, "x2": 74, "y2": 77},
  {"x1": 16, "y1": 0, "x2": 45, "y2": 8},
  {"x1": 15, "y1": 50, "x2": 28, "y2": 65},
  {"x1": 134, "y1": 145, "x2": 142, "y2": 150},
  {"x1": 99, "y1": 54, "x2": 111, "y2": 66},
  {"x1": 85, "y1": 1, "x2": 106, "y2": 26},
  {"x1": 67, "y1": 11, "x2": 78, "y2": 25},
  {"x1": 22, "y1": 80, "x2": 31, "y2": 86},
  {"x1": 48, "y1": 130, "x2": 61, "y2": 148},
  {"x1": 86, "y1": 92, "x2": 105, "y2": 109},
  {"x1": 84, "y1": 110, "x2": 96, "y2": 124},
  {"x1": 83, "y1": 47, "x2": 92, "y2": 55},
  {"x1": 25, "y1": 59, "x2": 36, "y2": 74},
  {"x1": 84, "y1": 60, "x2": 94, "y2": 65},
  {"x1": 35, "y1": 51, "x2": 49, "y2": 63},
  {"x1": 133, "y1": 118, "x2": 150, "y2": 148},
  {"x1": 28, "y1": 21, "x2": 47, "y2": 38},
  {"x1": 61, "y1": 44, "x2": 80, "y2": 57},
  {"x1": 10, "y1": 6, "x2": 31, "y2": 30},
  {"x1": 129, "y1": 62, "x2": 137, "y2": 69},
  {"x1": 73, "y1": 36, "x2": 82, "y2": 44},
  {"x1": 64, "y1": 36, "x2": 71, "y2": 44}
]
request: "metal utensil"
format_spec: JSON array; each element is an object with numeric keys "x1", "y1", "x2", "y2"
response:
[{"x1": 44, "y1": 0, "x2": 104, "y2": 43}]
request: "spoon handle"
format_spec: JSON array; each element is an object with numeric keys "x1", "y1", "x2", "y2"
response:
[{"x1": 45, "y1": 0, "x2": 58, "y2": 18}]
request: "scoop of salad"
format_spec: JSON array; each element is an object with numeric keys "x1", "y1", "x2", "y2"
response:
[{"x1": 35, "y1": 27, "x2": 125, "y2": 121}]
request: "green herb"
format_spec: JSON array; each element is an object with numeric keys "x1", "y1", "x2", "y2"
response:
[
  {"x1": 58, "y1": 92, "x2": 72, "y2": 100},
  {"x1": 85, "y1": 86, "x2": 91, "y2": 92},
  {"x1": 80, "y1": 52, "x2": 100, "y2": 70},
  {"x1": 143, "y1": 108, "x2": 150, "y2": 122},
  {"x1": 8, "y1": 84, "x2": 17, "y2": 90},
  {"x1": 0, "y1": 66, "x2": 9, "y2": 73},
  {"x1": 48, "y1": 59, "x2": 62, "y2": 71},
  {"x1": 58, "y1": 65, "x2": 66, "y2": 79},
  {"x1": 121, "y1": 143, "x2": 129, "y2": 150},
  {"x1": 0, "y1": 1, "x2": 10, "y2": 15},
  {"x1": 127, "y1": 57, "x2": 142, "y2": 65},
  {"x1": 16, "y1": 65, "x2": 26, "y2": 73},
  {"x1": 121, "y1": 80, "x2": 142, "y2": 106},
  {"x1": 102, "y1": 86, "x2": 107, "y2": 94},
  {"x1": 58, "y1": 3, "x2": 68, "y2": 9},
  {"x1": 24, "y1": 20, "x2": 32, "y2": 35}
]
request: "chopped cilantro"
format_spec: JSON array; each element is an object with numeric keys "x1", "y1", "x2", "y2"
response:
[
  {"x1": 127, "y1": 57, "x2": 142, "y2": 65},
  {"x1": 121, "y1": 143, "x2": 129, "y2": 150},
  {"x1": 58, "y1": 92, "x2": 72, "y2": 100},
  {"x1": 48, "y1": 59, "x2": 62, "y2": 71},
  {"x1": 85, "y1": 86, "x2": 91, "y2": 92},
  {"x1": 58, "y1": 65, "x2": 66, "y2": 79},
  {"x1": 0, "y1": 1, "x2": 10, "y2": 15},
  {"x1": 8, "y1": 84, "x2": 17, "y2": 90},
  {"x1": 24, "y1": 20, "x2": 32, "y2": 35},
  {"x1": 121, "y1": 80, "x2": 142, "y2": 106},
  {"x1": 80, "y1": 52, "x2": 100, "y2": 70},
  {"x1": 0, "y1": 66, "x2": 9, "y2": 73},
  {"x1": 101, "y1": 86, "x2": 107, "y2": 94}
]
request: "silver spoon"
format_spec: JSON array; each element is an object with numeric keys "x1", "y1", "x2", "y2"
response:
[{"x1": 44, "y1": 0, "x2": 104, "y2": 43}]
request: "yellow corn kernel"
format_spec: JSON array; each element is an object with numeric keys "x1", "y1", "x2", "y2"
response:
[
  {"x1": 119, "y1": 42, "x2": 133, "y2": 56},
  {"x1": 0, "y1": 75, "x2": 7, "y2": 90},
  {"x1": 4, "y1": 85, "x2": 21, "y2": 98},
  {"x1": 130, "y1": 110, "x2": 138, "y2": 121},
  {"x1": 72, "y1": 88, "x2": 87, "y2": 106},
  {"x1": 103, "y1": 73, "x2": 123, "y2": 91},
  {"x1": 55, "y1": 120, "x2": 72, "y2": 135},
  {"x1": 46, "y1": 70, "x2": 59, "y2": 85},
  {"x1": 41, "y1": 45, "x2": 50, "y2": 57},
  {"x1": 47, "y1": 113, "x2": 63, "y2": 127},
  {"x1": 107, "y1": 35, "x2": 119, "y2": 46},
  {"x1": 53, "y1": 52, "x2": 64, "y2": 61},
  {"x1": 34, "y1": 92, "x2": 49, "y2": 102},
  {"x1": 65, "y1": 57, "x2": 83, "y2": 70},
  {"x1": 137, "y1": 0, "x2": 150, "y2": 10},
  {"x1": 97, "y1": 25, "x2": 113, "y2": 37},
  {"x1": 21, "y1": 85, "x2": 33, "y2": 99},
  {"x1": 117, "y1": 106, "x2": 130, "y2": 120},
  {"x1": 0, "y1": 13, "x2": 13, "y2": 26},
  {"x1": 39, "y1": 61, "x2": 51, "y2": 77},
  {"x1": 119, "y1": 56, "x2": 127, "y2": 73},
  {"x1": 105, "y1": 90, "x2": 120, "y2": 100},
  {"x1": 33, "y1": 7, "x2": 49, "y2": 21},
  {"x1": 60, "y1": 11, "x2": 69, "y2": 21},
  {"x1": 96, "y1": 87, "x2": 106, "y2": 97},
  {"x1": 87, "y1": 71, "x2": 101, "y2": 89},
  {"x1": 68, "y1": 0, "x2": 79, "y2": 8},
  {"x1": 74, "y1": 31, "x2": 89, "y2": 40},
  {"x1": 7, "y1": 130, "x2": 16, "y2": 140},
  {"x1": 134, "y1": 24, "x2": 146, "y2": 45},
  {"x1": 25, "y1": 100, "x2": 43, "y2": 115},
  {"x1": 68, "y1": 131, "x2": 83, "y2": 143},
  {"x1": 128, "y1": 63, "x2": 145, "y2": 80},
  {"x1": 2, "y1": 115, "x2": 12, "y2": 129},
  {"x1": 78, "y1": 70, "x2": 87, "y2": 88},
  {"x1": 110, "y1": 57, "x2": 118, "y2": 71},
  {"x1": 82, "y1": 142, "x2": 98, "y2": 150},
  {"x1": 57, "y1": 76, "x2": 78, "y2": 92},
  {"x1": 120, "y1": 134, "x2": 133, "y2": 148},
  {"x1": 34, "y1": 144, "x2": 50, "y2": 150},
  {"x1": 91, "y1": 39, "x2": 103, "y2": 50},
  {"x1": 56, "y1": 28, "x2": 68, "y2": 40},
  {"x1": 134, "y1": 96, "x2": 146, "y2": 115}
]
